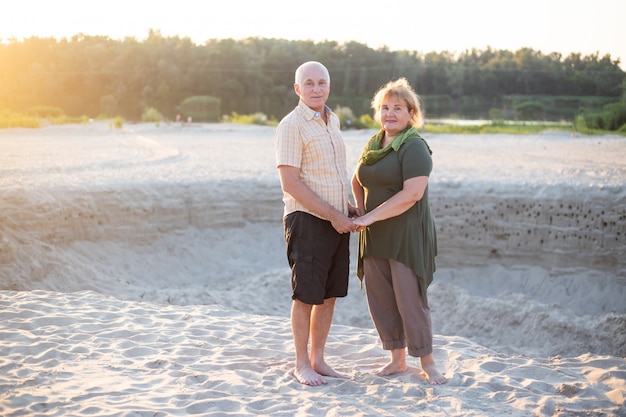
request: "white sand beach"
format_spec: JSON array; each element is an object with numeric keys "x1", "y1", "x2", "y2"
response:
[{"x1": 1, "y1": 122, "x2": 625, "y2": 416}]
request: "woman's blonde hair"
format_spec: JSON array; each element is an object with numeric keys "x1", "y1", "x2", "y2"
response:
[{"x1": 371, "y1": 77, "x2": 424, "y2": 128}]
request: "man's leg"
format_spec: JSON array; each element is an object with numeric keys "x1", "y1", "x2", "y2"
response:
[
  {"x1": 309, "y1": 297, "x2": 345, "y2": 379},
  {"x1": 291, "y1": 299, "x2": 326, "y2": 386}
]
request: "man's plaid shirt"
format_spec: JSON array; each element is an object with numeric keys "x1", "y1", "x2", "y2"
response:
[{"x1": 275, "y1": 100, "x2": 350, "y2": 220}]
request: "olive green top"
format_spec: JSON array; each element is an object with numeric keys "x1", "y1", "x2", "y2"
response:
[{"x1": 355, "y1": 134, "x2": 437, "y2": 300}]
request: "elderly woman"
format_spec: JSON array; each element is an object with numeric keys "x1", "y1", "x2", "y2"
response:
[{"x1": 351, "y1": 78, "x2": 446, "y2": 384}]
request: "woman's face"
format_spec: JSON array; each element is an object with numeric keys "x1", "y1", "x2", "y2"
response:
[{"x1": 380, "y1": 96, "x2": 413, "y2": 136}]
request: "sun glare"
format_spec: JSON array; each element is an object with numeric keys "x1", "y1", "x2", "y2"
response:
[{"x1": 1, "y1": 0, "x2": 624, "y2": 68}]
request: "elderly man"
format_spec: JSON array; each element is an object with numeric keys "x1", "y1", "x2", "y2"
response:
[{"x1": 274, "y1": 61, "x2": 359, "y2": 386}]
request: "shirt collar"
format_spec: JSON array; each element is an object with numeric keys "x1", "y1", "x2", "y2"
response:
[{"x1": 298, "y1": 100, "x2": 331, "y2": 121}]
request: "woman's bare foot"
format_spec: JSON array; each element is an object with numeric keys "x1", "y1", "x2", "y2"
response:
[
  {"x1": 372, "y1": 361, "x2": 409, "y2": 376},
  {"x1": 420, "y1": 355, "x2": 447, "y2": 385},
  {"x1": 294, "y1": 364, "x2": 327, "y2": 386},
  {"x1": 373, "y1": 348, "x2": 408, "y2": 376},
  {"x1": 422, "y1": 363, "x2": 447, "y2": 384}
]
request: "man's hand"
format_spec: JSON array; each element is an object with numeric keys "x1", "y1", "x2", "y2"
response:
[{"x1": 330, "y1": 212, "x2": 357, "y2": 234}]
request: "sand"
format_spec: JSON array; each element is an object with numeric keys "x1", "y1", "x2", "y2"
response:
[{"x1": 0, "y1": 122, "x2": 625, "y2": 416}]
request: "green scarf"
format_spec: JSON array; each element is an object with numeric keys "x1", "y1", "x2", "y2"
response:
[{"x1": 359, "y1": 126, "x2": 431, "y2": 165}]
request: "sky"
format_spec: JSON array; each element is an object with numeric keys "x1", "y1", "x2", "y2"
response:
[{"x1": 1, "y1": 0, "x2": 624, "y2": 69}]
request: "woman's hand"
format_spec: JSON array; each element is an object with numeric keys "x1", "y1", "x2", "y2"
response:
[
  {"x1": 352, "y1": 214, "x2": 372, "y2": 232},
  {"x1": 349, "y1": 204, "x2": 364, "y2": 218}
]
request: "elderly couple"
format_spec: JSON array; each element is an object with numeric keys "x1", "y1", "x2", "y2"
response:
[{"x1": 275, "y1": 61, "x2": 446, "y2": 386}]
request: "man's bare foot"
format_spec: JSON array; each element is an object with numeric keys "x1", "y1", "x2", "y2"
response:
[
  {"x1": 422, "y1": 363, "x2": 447, "y2": 385},
  {"x1": 312, "y1": 360, "x2": 346, "y2": 379},
  {"x1": 372, "y1": 361, "x2": 409, "y2": 376},
  {"x1": 294, "y1": 364, "x2": 327, "y2": 386}
]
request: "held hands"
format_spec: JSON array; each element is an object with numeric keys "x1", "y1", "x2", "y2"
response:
[
  {"x1": 332, "y1": 215, "x2": 357, "y2": 234},
  {"x1": 333, "y1": 206, "x2": 366, "y2": 234},
  {"x1": 348, "y1": 205, "x2": 368, "y2": 234},
  {"x1": 349, "y1": 223, "x2": 364, "y2": 233},
  {"x1": 351, "y1": 216, "x2": 369, "y2": 233}
]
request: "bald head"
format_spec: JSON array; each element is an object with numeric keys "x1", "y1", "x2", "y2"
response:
[
  {"x1": 292, "y1": 61, "x2": 331, "y2": 113},
  {"x1": 295, "y1": 61, "x2": 330, "y2": 86}
]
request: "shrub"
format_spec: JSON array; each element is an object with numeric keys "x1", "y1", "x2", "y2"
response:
[
  {"x1": 51, "y1": 115, "x2": 89, "y2": 125},
  {"x1": 141, "y1": 107, "x2": 162, "y2": 124},
  {"x1": 573, "y1": 115, "x2": 587, "y2": 131},
  {"x1": 0, "y1": 111, "x2": 41, "y2": 128},
  {"x1": 489, "y1": 108, "x2": 504, "y2": 125},
  {"x1": 180, "y1": 96, "x2": 221, "y2": 122},
  {"x1": 25, "y1": 105, "x2": 64, "y2": 118},
  {"x1": 576, "y1": 101, "x2": 626, "y2": 132},
  {"x1": 601, "y1": 102, "x2": 626, "y2": 131},
  {"x1": 334, "y1": 105, "x2": 355, "y2": 129},
  {"x1": 225, "y1": 112, "x2": 270, "y2": 125},
  {"x1": 515, "y1": 101, "x2": 544, "y2": 120},
  {"x1": 359, "y1": 114, "x2": 378, "y2": 129},
  {"x1": 110, "y1": 116, "x2": 124, "y2": 129},
  {"x1": 334, "y1": 105, "x2": 369, "y2": 129}
]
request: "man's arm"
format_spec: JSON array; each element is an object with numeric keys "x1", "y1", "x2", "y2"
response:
[{"x1": 278, "y1": 165, "x2": 354, "y2": 234}]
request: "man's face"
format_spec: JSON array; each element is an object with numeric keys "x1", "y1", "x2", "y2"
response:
[{"x1": 294, "y1": 65, "x2": 330, "y2": 112}]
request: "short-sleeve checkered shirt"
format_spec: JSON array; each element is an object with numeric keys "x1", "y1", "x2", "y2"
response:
[{"x1": 275, "y1": 100, "x2": 349, "y2": 220}]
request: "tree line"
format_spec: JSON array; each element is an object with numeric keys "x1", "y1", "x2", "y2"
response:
[{"x1": 1, "y1": 30, "x2": 624, "y2": 124}]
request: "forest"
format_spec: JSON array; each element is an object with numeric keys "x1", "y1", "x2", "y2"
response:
[{"x1": 1, "y1": 31, "x2": 625, "y2": 129}]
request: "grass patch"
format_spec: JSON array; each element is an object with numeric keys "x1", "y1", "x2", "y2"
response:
[
  {"x1": 50, "y1": 115, "x2": 89, "y2": 125},
  {"x1": 223, "y1": 112, "x2": 278, "y2": 126},
  {"x1": 0, "y1": 107, "x2": 91, "y2": 129},
  {"x1": 423, "y1": 122, "x2": 571, "y2": 134},
  {"x1": 422, "y1": 121, "x2": 625, "y2": 135},
  {"x1": 0, "y1": 113, "x2": 41, "y2": 128}
]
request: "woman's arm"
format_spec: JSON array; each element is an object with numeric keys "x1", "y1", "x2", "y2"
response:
[
  {"x1": 351, "y1": 172, "x2": 365, "y2": 215},
  {"x1": 353, "y1": 175, "x2": 428, "y2": 228}
]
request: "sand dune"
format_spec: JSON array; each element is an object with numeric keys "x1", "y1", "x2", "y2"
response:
[
  {"x1": 0, "y1": 122, "x2": 625, "y2": 416},
  {"x1": 1, "y1": 290, "x2": 624, "y2": 416}
]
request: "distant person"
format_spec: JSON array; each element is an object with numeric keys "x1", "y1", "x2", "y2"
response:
[
  {"x1": 274, "y1": 61, "x2": 359, "y2": 386},
  {"x1": 351, "y1": 78, "x2": 447, "y2": 385}
]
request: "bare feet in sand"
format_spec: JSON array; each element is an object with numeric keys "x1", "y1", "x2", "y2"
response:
[
  {"x1": 422, "y1": 363, "x2": 447, "y2": 384},
  {"x1": 373, "y1": 361, "x2": 447, "y2": 384},
  {"x1": 294, "y1": 361, "x2": 345, "y2": 386},
  {"x1": 373, "y1": 348, "x2": 408, "y2": 376},
  {"x1": 373, "y1": 351, "x2": 447, "y2": 384},
  {"x1": 372, "y1": 361, "x2": 409, "y2": 376},
  {"x1": 312, "y1": 360, "x2": 346, "y2": 380},
  {"x1": 420, "y1": 356, "x2": 447, "y2": 385},
  {"x1": 294, "y1": 364, "x2": 327, "y2": 386}
]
